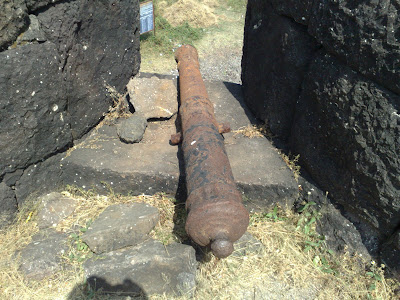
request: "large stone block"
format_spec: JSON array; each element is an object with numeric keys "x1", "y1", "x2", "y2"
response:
[
  {"x1": 0, "y1": 0, "x2": 141, "y2": 211},
  {"x1": 269, "y1": 0, "x2": 314, "y2": 25},
  {"x1": 37, "y1": 0, "x2": 141, "y2": 138},
  {"x1": 0, "y1": 42, "x2": 71, "y2": 177},
  {"x1": 308, "y1": 0, "x2": 400, "y2": 95},
  {"x1": 242, "y1": 0, "x2": 318, "y2": 139},
  {"x1": 15, "y1": 153, "x2": 64, "y2": 205},
  {"x1": 291, "y1": 52, "x2": 400, "y2": 235}
]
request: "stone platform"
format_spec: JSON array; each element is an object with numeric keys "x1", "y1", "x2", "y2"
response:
[{"x1": 60, "y1": 77, "x2": 298, "y2": 210}]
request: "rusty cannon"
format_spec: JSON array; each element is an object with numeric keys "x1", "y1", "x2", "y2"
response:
[{"x1": 172, "y1": 45, "x2": 249, "y2": 258}]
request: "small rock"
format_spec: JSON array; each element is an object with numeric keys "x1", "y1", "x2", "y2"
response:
[
  {"x1": 232, "y1": 232, "x2": 264, "y2": 257},
  {"x1": 127, "y1": 76, "x2": 178, "y2": 119},
  {"x1": 117, "y1": 113, "x2": 147, "y2": 143},
  {"x1": 3, "y1": 169, "x2": 24, "y2": 186},
  {"x1": 83, "y1": 239, "x2": 197, "y2": 296},
  {"x1": 16, "y1": 15, "x2": 47, "y2": 44},
  {"x1": 82, "y1": 202, "x2": 159, "y2": 253},
  {"x1": 37, "y1": 192, "x2": 77, "y2": 229},
  {"x1": 0, "y1": 182, "x2": 18, "y2": 228},
  {"x1": 18, "y1": 229, "x2": 69, "y2": 280}
]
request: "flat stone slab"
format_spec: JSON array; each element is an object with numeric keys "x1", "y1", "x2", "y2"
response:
[
  {"x1": 61, "y1": 78, "x2": 298, "y2": 210},
  {"x1": 37, "y1": 192, "x2": 77, "y2": 229},
  {"x1": 18, "y1": 230, "x2": 69, "y2": 280},
  {"x1": 127, "y1": 75, "x2": 178, "y2": 119},
  {"x1": 82, "y1": 202, "x2": 159, "y2": 253},
  {"x1": 83, "y1": 239, "x2": 197, "y2": 296}
]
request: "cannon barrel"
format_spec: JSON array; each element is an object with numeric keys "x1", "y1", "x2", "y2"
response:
[{"x1": 175, "y1": 45, "x2": 249, "y2": 258}]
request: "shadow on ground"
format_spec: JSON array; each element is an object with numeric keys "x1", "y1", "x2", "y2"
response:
[{"x1": 67, "y1": 277, "x2": 148, "y2": 299}]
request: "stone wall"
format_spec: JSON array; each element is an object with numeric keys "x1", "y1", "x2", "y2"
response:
[
  {"x1": 0, "y1": 0, "x2": 140, "y2": 227},
  {"x1": 242, "y1": 0, "x2": 400, "y2": 270}
]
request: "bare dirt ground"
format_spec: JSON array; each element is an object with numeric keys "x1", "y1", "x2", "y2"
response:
[{"x1": 140, "y1": 3, "x2": 245, "y2": 84}]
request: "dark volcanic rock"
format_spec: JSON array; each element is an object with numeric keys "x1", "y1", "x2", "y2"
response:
[
  {"x1": 18, "y1": 230, "x2": 69, "y2": 280},
  {"x1": 38, "y1": 0, "x2": 141, "y2": 138},
  {"x1": 25, "y1": 0, "x2": 64, "y2": 12},
  {"x1": 0, "y1": 182, "x2": 18, "y2": 228},
  {"x1": 269, "y1": 0, "x2": 314, "y2": 25},
  {"x1": 83, "y1": 239, "x2": 197, "y2": 296},
  {"x1": 308, "y1": 0, "x2": 400, "y2": 95},
  {"x1": 242, "y1": 0, "x2": 318, "y2": 139},
  {"x1": 2, "y1": 169, "x2": 23, "y2": 187},
  {"x1": 381, "y1": 229, "x2": 400, "y2": 279},
  {"x1": 15, "y1": 15, "x2": 47, "y2": 45},
  {"x1": 0, "y1": 0, "x2": 28, "y2": 50},
  {"x1": 82, "y1": 203, "x2": 159, "y2": 253},
  {"x1": 117, "y1": 113, "x2": 148, "y2": 144},
  {"x1": 0, "y1": 42, "x2": 71, "y2": 178},
  {"x1": 0, "y1": 0, "x2": 140, "y2": 212},
  {"x1": 291, "y1": 52, "x2": 400, "y2": 235},
  {"x1": 15, "y1": 153, "x2": 64, "y2": 205}
]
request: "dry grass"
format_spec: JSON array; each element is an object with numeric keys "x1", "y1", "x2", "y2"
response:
[
  {"x1": 1, "y1": 189, "x2": 398, "y2": 300},
  {"x1": 232, "y1": 124, "x2": 272, "y2": 139},
  {"x1": 0, "y1": 189, "x2": 183, "y2": 300},
  {"x1": 279, "y1": 151, "x2": 301, "y2": 181},
  {"x1": 193, "y1": 209, "x2": 398, "y2": 300},
  {"x1": 162, "y1": 0, "x2": 219, "y2": 28},
  {"x1": 103, "y1": 84, "x2": 131, "y2": 124}
]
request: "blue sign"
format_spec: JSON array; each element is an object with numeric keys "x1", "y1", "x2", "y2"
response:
[{"x1": 140, "y1": 1, "x2": 154, "y2": 34}]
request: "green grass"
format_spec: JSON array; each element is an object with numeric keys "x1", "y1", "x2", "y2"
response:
[
  {"x1": 141, "y1": 16, "x2": 204, "y2": 56},
  {"x1": 224, "y1": 0, "x2": 247, "y2": 11}
]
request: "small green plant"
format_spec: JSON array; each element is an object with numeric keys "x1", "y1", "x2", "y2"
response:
[
  {"x1": 296, "y1": 201, "x2": 318, "y2": 235},
  {"x1": 296, "y1": 201, "x2": 338, "y2": 275},
  {"x1": 248, "y1": 206, "x2": 286, "y2": 225},
  {"x1": 264, "y1": 206, "x2": 285, "y2": 222},
  {"x1": 366, "y1": 261, "x2": 386, "y2": 298},
  {"x1": 68, "y1": 219, "x2": 93, "y2": 263}
]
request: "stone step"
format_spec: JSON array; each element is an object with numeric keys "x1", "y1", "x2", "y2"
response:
[{"x1": 60, "y1": 76, "x2": 298, "y2": 211}]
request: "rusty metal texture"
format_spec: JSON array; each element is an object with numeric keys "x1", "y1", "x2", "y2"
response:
[{"x1": 175, "y1": 45, "x2": 249, "y2": 258}]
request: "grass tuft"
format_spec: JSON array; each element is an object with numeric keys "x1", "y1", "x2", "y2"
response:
[
  {"x1": 233, "y1": 123, "x2": 272, "y2": 139},
  {"x1": 279, "y1": 151, "x2": 301, "y2": 181}
]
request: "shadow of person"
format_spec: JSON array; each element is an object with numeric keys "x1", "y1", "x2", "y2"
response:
[{"x1": 67, "y1": 277, "x2": 148, "y2": 299}]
